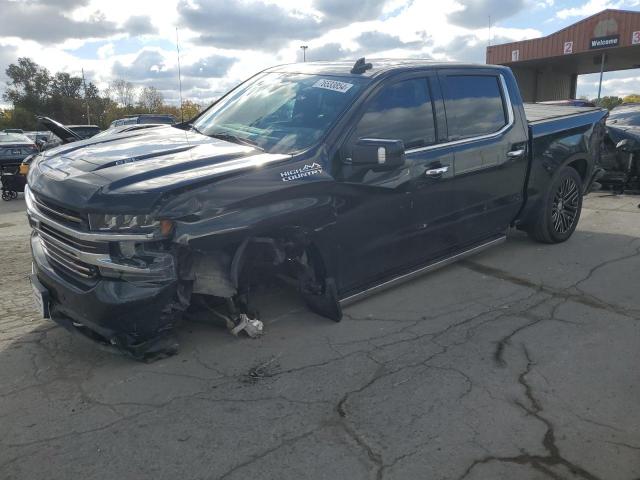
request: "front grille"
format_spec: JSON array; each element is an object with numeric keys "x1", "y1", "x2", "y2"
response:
[
  {"x1": 39, "y1": 223, "x2": 108, "y2": 254},
  {"x1": 39, "y1": 232, "x2": 97, "y2": 279},
  {"x1": 33, "y1": 195, "x2": 85, "y2": 227},
  {"x1": 27, "y1": 186, "x2": 163, "y2": 281}
]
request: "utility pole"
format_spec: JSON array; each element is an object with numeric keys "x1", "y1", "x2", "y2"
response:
[
  {"x1": 597, "y1": 53, "x2": 606, "y2": 101},
  {"x1": 488, "y1": 15, "x2": 491, "y2": 47},
  {"x1": 300, "y1": 45, "x2": 308, "y2": 62},
  {"x1": 176, "y1": 27, "x2": 184, "y2": 122},
  {"x1": 81, "y1": 68, "x2": 90, "y2": 124}
]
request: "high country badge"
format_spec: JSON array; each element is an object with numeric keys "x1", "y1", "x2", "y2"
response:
[{"x1": 280, "y1": 163, "x2": 323, "y2": 182}]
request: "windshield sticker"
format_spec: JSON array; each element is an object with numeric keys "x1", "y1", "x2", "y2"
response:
[
  {"x1": 312, "y1": 79, "x2": 354, "y2": 93},
  {"x1": 280, "y1": 163, "x2": 323, "y2": 182}
]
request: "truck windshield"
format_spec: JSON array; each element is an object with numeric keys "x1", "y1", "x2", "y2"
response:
[{"x1": 192, "y1": 73, "x2": 366, "y2": 154}]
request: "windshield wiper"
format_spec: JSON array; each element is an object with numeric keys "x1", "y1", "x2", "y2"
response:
[
  {"x1": 208, "y1": 132, "x2": 263, "y2": 151},
  {"x1": 189, "y1": 124, "x2": 204, "y2": 135}
]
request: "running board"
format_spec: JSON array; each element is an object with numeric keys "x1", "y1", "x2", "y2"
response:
[{"x1": 339, "y1": 235, "x2": 507, "y2": 307}]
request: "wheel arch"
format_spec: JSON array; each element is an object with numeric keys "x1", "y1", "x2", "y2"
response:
[{"x1": 566, "y1": 157, "x2": 588, "y2": 185}]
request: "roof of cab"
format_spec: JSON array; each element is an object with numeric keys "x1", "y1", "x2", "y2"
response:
[{"x1": 267, "y1": 59, "x2": 507, "y2": 78}]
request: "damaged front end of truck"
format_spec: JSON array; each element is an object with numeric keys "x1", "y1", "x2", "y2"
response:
[
  {"x1": 26, "y1": 153, "x2": 343, "y2": 361},
  {"x1": 26, "y1": 67, "x2": 372, "y2": 359}
]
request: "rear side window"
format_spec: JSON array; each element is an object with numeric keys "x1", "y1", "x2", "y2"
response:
[
  {"x1": 442, "y1": 75, "x2": 507, "y2": 140},
  {"x1": 354, "y1": 78, "x2": 436, "y2": 149}
]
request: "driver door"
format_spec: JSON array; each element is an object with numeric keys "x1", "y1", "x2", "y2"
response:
[{"x1": 334, "y1": 75, "x2": 446, "y2": 293}]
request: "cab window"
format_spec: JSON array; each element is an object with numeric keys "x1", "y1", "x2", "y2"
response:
[
  {"x1": 353, "y1": 78, "x2": 436, "y2": 149},
  {"x1": 441, "y1": 75, "x2": 507, "y2": 140}
]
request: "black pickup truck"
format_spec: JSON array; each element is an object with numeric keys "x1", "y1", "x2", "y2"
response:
[{"x1": 25, "y1": 59, "x2": 607, "y2": 358}]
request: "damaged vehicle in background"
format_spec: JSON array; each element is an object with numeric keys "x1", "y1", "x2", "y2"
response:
[
  {"x1": 34, "y1": 117, "x2": 100, "y2": 150},
  {"x1": 26, "y1": 59, "x2": 606, "y2": 360},
  {"x1": 599, "y1": 104, "x2": 640, "y2": 193}
]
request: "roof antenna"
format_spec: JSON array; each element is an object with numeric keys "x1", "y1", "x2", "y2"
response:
[
  {"x1": 176, "y1": 27, "x2": 184, "y2": 123},
  {"x1": 351, "y1": 57, "x2": 372, "y2": 74}
]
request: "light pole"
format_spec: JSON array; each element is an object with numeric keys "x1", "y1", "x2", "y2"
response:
[
  {"x1": 300, "y1": 45, "x2": 308, "y2": 62},
  {"x1": 597, "y1": 53, "x2": 606, "y2": 101}
]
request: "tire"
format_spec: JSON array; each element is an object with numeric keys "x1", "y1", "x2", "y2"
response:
[{"x1": 527, "y1": 166, "x2": 583, "y2": 244}]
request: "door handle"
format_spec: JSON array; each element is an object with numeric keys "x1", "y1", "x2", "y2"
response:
[
  {"x1": 507, "y1": 149, "x2": 525, "y2": 158},
  {"x1": 425, "y1": 165, "x2": 449, "y2": 178}
]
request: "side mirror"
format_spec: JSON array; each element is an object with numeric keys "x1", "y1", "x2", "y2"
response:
[
  {"x1": 348, "y1": 138, "x2": 405, "y2": 170},
  {"x1": 616, "y1": 138, "x2": 639, "y2": 152}
]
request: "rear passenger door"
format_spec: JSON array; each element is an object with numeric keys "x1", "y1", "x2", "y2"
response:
[{"x1": 437, "y1": 69, "x2": 529, "y2": 246}]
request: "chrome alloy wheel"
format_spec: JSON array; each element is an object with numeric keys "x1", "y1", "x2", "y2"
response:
[{"x1": 551, "y1": 177, "x2": 579, "y2": 234}]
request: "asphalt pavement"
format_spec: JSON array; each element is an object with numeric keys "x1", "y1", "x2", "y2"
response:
[{"x1": 1, "y1": 193, "x2": 639, "y2": 480}]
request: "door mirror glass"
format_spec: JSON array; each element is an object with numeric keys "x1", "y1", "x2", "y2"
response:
[{"x1": 348, "y1": 138, "x2": 405, "y2": 170}]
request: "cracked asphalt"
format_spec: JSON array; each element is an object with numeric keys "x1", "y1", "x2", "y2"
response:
[{"x1": 1, "y1": 193, "x2": 639, "y2": 480}]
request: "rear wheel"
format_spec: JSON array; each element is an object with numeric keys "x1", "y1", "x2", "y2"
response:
[{"x1": 528, "y1": 166, "x2": 583, "y2": 244}]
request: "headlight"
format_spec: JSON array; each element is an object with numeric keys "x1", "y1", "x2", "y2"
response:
[
  {"x1": 88, "y1": 213, "x2": 174, "y2": 236},
  {"x1": 26, "y1": 154, "x2": 42, "y2": 184}
]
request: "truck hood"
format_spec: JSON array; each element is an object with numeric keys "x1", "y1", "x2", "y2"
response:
[{"x1": 29, "y1": 125, "x2": 290, "y2": 212}]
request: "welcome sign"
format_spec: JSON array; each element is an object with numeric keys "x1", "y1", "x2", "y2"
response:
[{"x1": 590, "y1": 35, "x2": 619, "y2": 49}]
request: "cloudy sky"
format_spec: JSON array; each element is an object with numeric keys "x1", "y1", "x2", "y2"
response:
[{"x1": 0, "y1": 0, "x2": 639, "y2": 108}]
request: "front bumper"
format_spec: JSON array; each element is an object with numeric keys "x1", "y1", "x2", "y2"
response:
[
  {"x1": 31, "y1": 234, "x2": 181, "y2": 356},
  {"x1": 25, "y1": 184, "x2": 184, "y2": 358}
]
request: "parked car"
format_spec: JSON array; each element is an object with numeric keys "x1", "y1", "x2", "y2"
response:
[
  {"x1": 539, "y1": 99, "x2": 596, "y2": 107},
  {"x1": 599, "y1": 104, "x2": 640, "y2": 193},
  {"x1": 109, "y1": 114, "x2": 176, "y2": 128},
  {"x1": 33, "y1": 117, "x2": 101, "y2": 149},
  {"x1": 67, "y1": 125, "x2": 101, "y2": 139},
  {"x1": 0, "y1": 132, "x2": 38, "y2": 168},
  {"x1": 24, "y1": 131, "x2": 56, "y2": 146},
  {"x1": 26, "y1": 59, "x2": 607, "y2": 359},
  {"x1": 1, "y1": 132, "x2": 36, "y2": 200}
]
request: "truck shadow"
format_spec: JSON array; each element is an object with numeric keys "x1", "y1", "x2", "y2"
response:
[{"x1": 1, "y1": 227, "x2": 639, "y2": 373}]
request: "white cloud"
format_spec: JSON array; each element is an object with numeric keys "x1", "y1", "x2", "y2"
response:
[
  {"x1": 556, "y1": 0, "x2": 622, "y2": 19},
  {"x1": 1, "y1": 0, "x2": 638, "y2": 111},
  {"x1": 97, "y1": 42, "x2": 115, "y2": 59}
]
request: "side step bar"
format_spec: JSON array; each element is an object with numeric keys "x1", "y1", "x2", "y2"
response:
[{"x1": 339, "y1": 235, "x2": 507, "y2": 307}]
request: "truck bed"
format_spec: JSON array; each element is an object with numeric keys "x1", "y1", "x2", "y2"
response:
[{"x1": 524, "y1": 103, "x2": 603, "y2": 124}]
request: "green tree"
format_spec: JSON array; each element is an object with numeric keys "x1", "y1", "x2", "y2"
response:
[
  {"x1": 0, "y1": 109, "x2": 12, "y2": 130},
  {"x1": 3, "y1": 57, "x2": 51, "y2": 116},
  {"x1": 48, "y1": 72, "x2": 85, "y2": 124},
  {"x1": 594, "y1": 96, "x2": 623, "y2": 110},
  {"x1": 181, "y1": 100, "x2": 202, "y2": 120},
  {"x1": 2, "y1": 57, "x2": 209, "y2": 130},
  {"x1": 11, "y1": 106, "x2": 38, "y2": 130},
  {"x1": 622, "y1": 94, "x2": 640, "y2": 104}
]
